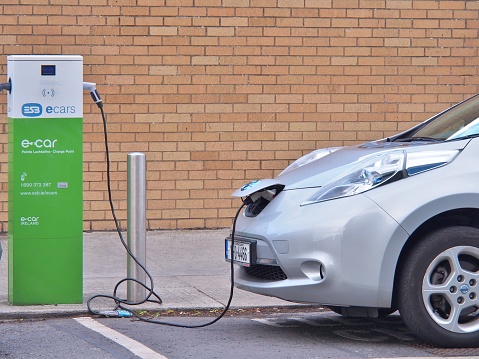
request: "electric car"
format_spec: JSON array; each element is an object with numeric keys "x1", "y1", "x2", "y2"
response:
[{"x1": 226, "y1": 94, "x2": 479, "y2": 347}]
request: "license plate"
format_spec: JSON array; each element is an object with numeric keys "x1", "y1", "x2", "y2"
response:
[{"x1": 225, "y1": 238, "x2": 256, "y2": 267}]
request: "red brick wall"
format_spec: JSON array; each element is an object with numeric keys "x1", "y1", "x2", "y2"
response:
[{"x1": 0, "y1": 0, "x2": 478, "y2": 231}]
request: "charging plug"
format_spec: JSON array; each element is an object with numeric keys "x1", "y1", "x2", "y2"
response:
[
  {"x1": 83, "y1": 82, "x2": 103, "y2": 109},
  {"x1": 243, "y1": 191, "x2": 262, "y2": 205},
  {"x1": 0, "y1": 80, "x2": 11, "y2": 93}
]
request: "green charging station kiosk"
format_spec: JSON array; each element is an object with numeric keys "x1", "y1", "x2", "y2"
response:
[{"x1": 7, "y1": 55, "x2": 83, "y2": 305}]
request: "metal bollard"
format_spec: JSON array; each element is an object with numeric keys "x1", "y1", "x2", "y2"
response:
[{"x1": 127, "y1": 152, "x2": 147, "y2": 302}]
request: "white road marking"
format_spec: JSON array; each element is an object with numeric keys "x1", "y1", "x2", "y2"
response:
[{"x1": 74, "y1": 317, "x2": 167, "y2": 359}]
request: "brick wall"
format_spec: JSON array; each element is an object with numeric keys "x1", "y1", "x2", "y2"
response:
[{"x1": 0, "y1": 0, "x2": 478, "y2": 231}]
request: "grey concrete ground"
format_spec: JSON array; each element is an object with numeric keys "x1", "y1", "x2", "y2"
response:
[{"x1": 0, "y1": 229, "x2": 297, "y2": 319}]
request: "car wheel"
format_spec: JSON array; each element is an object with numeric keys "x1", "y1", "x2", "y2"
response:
[{"x1": 398, "y1": 226, "x2": 479, "y2": 347}]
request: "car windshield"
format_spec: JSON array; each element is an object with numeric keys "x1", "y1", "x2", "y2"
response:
[{"x1": 405, "y1": 94, "x2": 479, "y2": 141}]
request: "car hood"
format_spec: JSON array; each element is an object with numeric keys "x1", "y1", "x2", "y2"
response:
[{"x1": 274, "y1": 139, "x2": 469, "y2": 190}]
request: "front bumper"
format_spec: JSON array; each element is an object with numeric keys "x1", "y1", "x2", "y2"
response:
[{"x1": 232, "y1": 188, "x2": 409, "y2": 308}]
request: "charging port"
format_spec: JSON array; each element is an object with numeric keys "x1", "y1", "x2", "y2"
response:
[{"x1": 245, "y1": 185, "x2": 284, "y2": 217}]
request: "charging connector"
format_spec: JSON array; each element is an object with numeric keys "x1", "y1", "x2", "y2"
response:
[
  {"x1": 83, "y1": 82, "x2": 102, "y2": 108},
  {"x1": 0, "y1": 79, "x2": 11, "y2": 93}
]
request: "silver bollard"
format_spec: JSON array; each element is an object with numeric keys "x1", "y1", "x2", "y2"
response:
[{"x1": 127, "y1": 152, "x2": 147, "y2": 302}]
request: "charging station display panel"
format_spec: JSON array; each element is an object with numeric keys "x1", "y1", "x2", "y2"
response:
[{"x1": 7, "y1": 55, "x2": 83, "y2": 305}]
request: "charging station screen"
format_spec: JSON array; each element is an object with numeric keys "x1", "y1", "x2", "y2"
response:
[{"x1": 41, "y1": 65, "x2": 56, "y2": 76}]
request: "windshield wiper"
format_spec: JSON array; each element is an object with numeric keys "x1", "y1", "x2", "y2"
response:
[
  {"x1": 394, "y1": 136, "x2": 443, "y2": 143},
  {"x1": 449, "y1": 133, "x2": 479, "y2": 141}
]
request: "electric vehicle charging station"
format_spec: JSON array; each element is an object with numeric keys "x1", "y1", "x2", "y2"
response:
[
  {"x1": 6, "y1": 55, "x2": 84, "y2": 305},
  {"x1": 2, "y1": 55, "x2": 236, "y2": 328}
]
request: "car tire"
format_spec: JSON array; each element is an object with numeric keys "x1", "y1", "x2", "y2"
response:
[{"x1": 398, "y1": 226, "x2": 479, "y2": 347}]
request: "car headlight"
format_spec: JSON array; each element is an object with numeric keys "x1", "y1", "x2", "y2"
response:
[
  {"x1": 280, "y1": 147, "x2": 343, "y2": 176},
  {"x1": 301, "y1": 149, "x2": 459, "y2": 206}
]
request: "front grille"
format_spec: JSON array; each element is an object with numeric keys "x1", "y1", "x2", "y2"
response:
[{"x1": 243, "y1": 264, "x2": 288, "y2": 281}]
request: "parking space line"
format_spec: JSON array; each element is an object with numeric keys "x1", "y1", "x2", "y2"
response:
[{"x1": 74, "y1": 317, "x2": 167, "y2": 359}]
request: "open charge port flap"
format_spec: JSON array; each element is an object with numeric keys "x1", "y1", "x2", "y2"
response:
[{"x1": 245, "y1": 185, "x2": 284, "y2": 217}]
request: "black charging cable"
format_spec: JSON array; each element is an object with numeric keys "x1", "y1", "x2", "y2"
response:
[
  {"x1": 127, "y1": 202, "x2": 245, "y2": 328},
  {"x1": 87, "y1": 98, "x2": 247, "y2": 328},
  {"x1": 87, "y1": 105, "x2": 163, "y2": 317}
]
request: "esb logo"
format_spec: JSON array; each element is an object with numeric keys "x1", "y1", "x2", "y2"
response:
[{"x1": 22, "y1": 103, "x2": 42, "y2": 117}]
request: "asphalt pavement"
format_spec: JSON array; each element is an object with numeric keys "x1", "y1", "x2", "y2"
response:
[{"x1": 0, "y1": 229, "x2": 299, "y2": 319}]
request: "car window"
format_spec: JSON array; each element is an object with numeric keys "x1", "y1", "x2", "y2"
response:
[{"x1": 411, "y1": 94, "x2": 479, "y2": 141}]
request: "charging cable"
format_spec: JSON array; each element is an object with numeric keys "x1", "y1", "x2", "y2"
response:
[
  {"x1": 126, "y1": 202, "x2": 245, "y2": 328},
  {"x1": 86, "y1": 84, "x2": 163, "y2": 316},
  {"x1": 86, "y1": 83, "x2": 247, "y2": 328}
]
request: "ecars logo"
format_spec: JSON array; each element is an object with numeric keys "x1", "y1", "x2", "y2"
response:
[{"x1": 22, "y1": 103, "x2": 42, "y2": 117}]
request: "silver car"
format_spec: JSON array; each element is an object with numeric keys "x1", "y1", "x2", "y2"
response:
[{"x1": 226, "y1": 94, "x2": 479, "y2": 347}]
